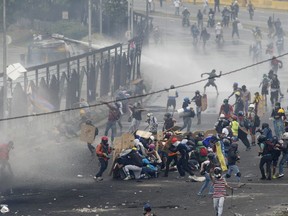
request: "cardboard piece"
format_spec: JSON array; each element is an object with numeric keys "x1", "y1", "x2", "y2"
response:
[
  {"x1": 204, "y1": 129, "x2": 217, "y2": 137},
  {"x1": 80, "y1": 124, "x2": 96, "y2": 144},
  {"x1": 136, "y1": 130, "x2": 152, "y2": 139},
  {"x1": 201, "y1": 94, "x2": 208, "y2": 111}
]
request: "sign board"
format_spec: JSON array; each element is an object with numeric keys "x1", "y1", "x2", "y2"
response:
[
  {"x1": 7, "y1": 63, "x2": 27, "y2": 80},
  {"x1": 80, "y1": 124, "x2": 96, "y2": 143}
]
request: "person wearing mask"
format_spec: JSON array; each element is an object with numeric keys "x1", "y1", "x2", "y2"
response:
[
  {"x1": 232, "y1": 18, "x2": 240, "y2": 39},
  {"x1": 163, "y1": 113, "x2": 176, "y2": 131},
  {"x1": 128, "y1": 102, "x2": 145, "y2": 133},
  {"x1": 94, "y1": 136, "x2": 112, "y2": 181},
  {"x1": 257, "y1": 135, "x2": 273, "y2": 180},
  {"x1": 270, "y1": 74, "x2": 283, "y2": 106},
  {"x1": 270, "y1": 102, "x2": 286, "y2": 139},
  {"x1": 201, "y1": 69, "x2": 221, "y2": 95},
  {"x1": 180, "y1": 97, "x2": 195, "y2": 132},
  {"x1": 164, "y1": 137, "x2": 179, "y2": 177},
  {"x1": 259, "y1": 74, "x2": 270, "y2": 107},
  {"x1": 197, "y1": 153, "x2": 215, "y2": 196},
  {"x1": 210, "y1": 167, "x2": 233, "y2": 216},
  {"x1": 103, "y1": 102, "x2": 121, "y2": 142},
  {"x1": 219, "y1": 99, "x2": 233, "y2": 119},
  {"x1": 146, "y1": 113, "x2": 158, "y2": 135},
  {"x1": 191, "y1": 90, "x2": 203, "y2": 125}
]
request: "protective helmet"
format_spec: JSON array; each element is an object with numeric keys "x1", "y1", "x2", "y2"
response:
[
  {"x1": 143, "y1": 203, "x2": 151, "y2": 212},
  {"x1": 261, "y1": 123, "x2": 269, "y2": 129},
  {"x1": 217, "y1": 22, "x2": 221, "y2": 25},
  {"x1": 248, "y1": 104, "x2": 255, "y2": 109},
  {"x1": 195, "y1": 90, "x2": 200, "y2": 94},
  {"x1": 219, "y1": 113, "x2": 225, "y2": 119},
  {"x1": 214, "y1": 167, "x2": 222, "y2": 178},
  {"x1": 170, "y1": 85, "x2": 175, "y2": 89},
  {"x1": 263, "y1": 74, "x2": 267, "y2": 78},
  {"x1": 223, "y1": 138, "x2": 231, "y2": 146},
  {"x1": 282, "y1": 132, "x2": 288, "y2": 140},
  {"x1": 223, "y1": 99, "x2": 229, "y2": 103},
  {"x1": 278, "y1": 108, "x2": 285, "y2": 114},
  {"x1": 254, "y1": 92, "x2": 259, "y2": 96},
  {"x1": 147, "y1": 113, "x2": 153, "y2": 117},
  {"x1": 86, "y1": 119, "x2": 92, "y2": 125},
  {"x1": 164, "y1": 112, "x2": 172, "y2": 118},
  {"x1": 150, "y1": 135, "x2": 155, "y2": 141},
  {"x1": 171, "y1": 137, "x2": 178, "y2": 143},
  {"x1": 184, "y1": 97, "x2": 190, "y2": 102},
  {"x1": 232, "y1": 115, "x2": 237, "y2": 120},
  {"x1": 233, "y1": 82, "x2": 238, "y2": 87},
  {"x1": 134, "y1": 139, "x2": 140, "y2": 146},
  {"x1": 101, "y1": 136, "x2": 109, "y2": 145},
  {"x1": 164, "y1": 132, "x2": 173, "y2": 139},
  {"x1": 148, "y1": 143, "x2": 156, "y2": 150},
  {"x1": 257, "y1": 135, "x2": 267, "y2": 143},
  {"x1": 196, "y1": 132, "x2": 204, "y2": 138},
  {"x1": 207, "y1": 153, "x2": 214, "y2": 160},
  {"x1": 238, "y1": 111, "x2": 244, "y2": 116}
]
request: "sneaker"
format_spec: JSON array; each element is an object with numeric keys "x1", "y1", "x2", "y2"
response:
[
  {"x1": 272, "y1": 175, "x2": 277, "y2": 179},
  {"x1": 278, "y1": 173, "x2": 284, "y2": 178},
  {"x1": 177, "y1": 176, "x2": 185, "y2": 179},
  {"x1": 123, "y1": 176, "x2": 131, "y2": 181},
  {"x1": 197, "y1": 192, "x2": 202, "y2": 196},
  {"x1": 96, "y1": 177, "x2": 103, "y2": 181},
  {"x1": 188, "y1": 175, "x2": 196, "y2": 180}
]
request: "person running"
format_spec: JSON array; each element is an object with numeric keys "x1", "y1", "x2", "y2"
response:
[
  {"x1": 225, "y1": 143, "x2": 244, "y2": 187},
  {"x1": 94, "y1": 136, "x2": 112, "y2": 181},
  {"x1": 278, "y1": 132, "x2": 288, "y2": 178},
  {"x1": 197, "y1": 153, "x2": 215, "y2": 196},
  {"x1": 258, "y1": 135, "x2": 273, "y2": 180},
  {"x1": 210, "y1": 167, "x2": 233, "y2": 216},
  {"x1": 201, "y1": 69, "x2": 221, "y2": 95}
]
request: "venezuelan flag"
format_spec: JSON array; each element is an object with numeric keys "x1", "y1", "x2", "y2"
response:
[{"x1": 28, "y1": 91, "x2": 55, "y2": 113}]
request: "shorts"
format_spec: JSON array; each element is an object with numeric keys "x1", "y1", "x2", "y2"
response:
[
  {"x1": 261, "y1": 87, "x2": 268, "y2": 95},
  {"x1": 167, "y1": 98, "x2": 176, "y2": 108},
  {"x1": 204, "y1": 81, "x2": 216, "y2": 87}
]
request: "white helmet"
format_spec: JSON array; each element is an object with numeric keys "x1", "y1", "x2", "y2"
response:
[
  {"x1": 217, "y1": 22, "x2": 221, "y2": 26},
  {"x1": 248, "y1": 104, "x2": 255, "y2": 109},
  {"x1": 282, "y1": 132, "x2": 288, "y2": 140},
  {"x1": 150, "y1": 135, "x2": 155, "y2": 141},
  {"x1": 219, "y1": 114, "x2": 225, "y2": 118}
]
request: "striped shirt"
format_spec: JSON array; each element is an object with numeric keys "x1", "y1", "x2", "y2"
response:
[{"x1": 213, "y1": 178, "x2": 227, "y2": 198}]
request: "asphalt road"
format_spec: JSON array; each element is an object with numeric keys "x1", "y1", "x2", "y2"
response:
[{"x1": 1, "y1": 2, "x2": 288, "y2": 216}]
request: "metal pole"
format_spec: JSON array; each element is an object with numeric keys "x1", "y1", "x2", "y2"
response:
[
  {"x1": 100, "y1": 0, "x2": 102, "y2": 35},
  {"x1": 128, "y1": 0, "x2": 130, "y2": 32},
  {"x1": 146, "y1": 0, "x2": 149, "y2": 45},
  {"x1": 3, "y1": 0, "x2": 7, "y2": 118},
  {"x1": 88, "y1": 0, "x2": 92, "y2": 50},
  {"x1": 131, "y1": 0, "x2": 134, "y2": 37}
]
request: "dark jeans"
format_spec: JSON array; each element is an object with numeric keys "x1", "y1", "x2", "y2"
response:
[
  {"x1": 164, "y1": 155, "x2": 178, "y2": 176},
  {"x1": 259, "y1": 154, "x2": 272, "y2": 179},
  {"x1": 105, "y1": 121, "x2": 116, "y2": 142},
  {"x1": 96, "y1": 158, "x2": 108, "y2": 177},
  {"x1": 177, "y1": 157, "x2": 194, "y2": 176}
]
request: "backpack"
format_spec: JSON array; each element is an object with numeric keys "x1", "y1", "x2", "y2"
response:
[
  {"x1": 254, "y1": 115, "x2": 260, "y2": 127},
  {"x1": 189, "y1": 109, "x2": 196, "y2": 118},
  {"x1": 200, "y1": 147, "x2": 208, "y2": 157}
]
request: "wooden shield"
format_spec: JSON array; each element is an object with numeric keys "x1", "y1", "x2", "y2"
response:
[
  {"x1": 80, "y1": 124, "x2": 95, "y2": 143},
  {"x1": 201, "y1": 94, "x2": 208, "y2": 111}
]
